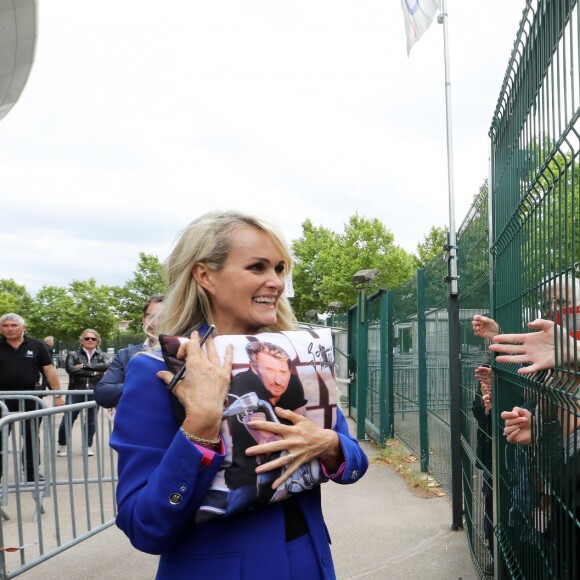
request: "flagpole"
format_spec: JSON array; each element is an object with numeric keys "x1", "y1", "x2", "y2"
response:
[
  {"x1": 438, "y1": 0, "x2": 463, "y2": 534},
  {"x1": 439, "y1": 0, "x2": 458, "y2": 296}
]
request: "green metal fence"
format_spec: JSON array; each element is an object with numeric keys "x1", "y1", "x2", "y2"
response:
[
  {"x1": 349, "y1": 0, "x2": 580, "y2": 579},
  {"x1": 458, "y1": 187, "x2": 494, "y2": 577},
  {"x1": 346, "y1": 2, "x2": 580, "y2": 578},
  {"x1": 490, "y1": 1, "x2": 580, "y2": 577}
]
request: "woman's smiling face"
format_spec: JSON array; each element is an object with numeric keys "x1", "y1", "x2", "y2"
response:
[{"x1": 197, "y1": 226, "x2": 287, "y2": 335}]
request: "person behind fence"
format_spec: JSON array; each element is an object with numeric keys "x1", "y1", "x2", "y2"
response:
[
  {"x1": 57, "y1": 329, "x2": 110, "y2": 457},
  {"x1": 39, "y1": 335, "x2": 55, "y2": 391},
  {"x1": 0, "y1": 313, "x2": 64, "y2": 482},
  {"x1": 492, "y1": 273, "x2": 580, "y2": 578},
  {"x1": 94, "y1": 295, "x2": 164, "y2": 410},
  {"x1": 471, "y1": 364, "x2": 494, "y2": 561},
  {"x1": 110, "y1": 210, "x2": 368, "y2": 580},
  {"x1": 490, "y1": 272, "x2": 580, "y2": 374},
  {"x1": 226, "y1": 341, "x2": 308, "y2": 513}
]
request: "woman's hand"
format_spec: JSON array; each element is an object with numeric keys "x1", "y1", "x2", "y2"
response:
[
  {"x1": 245, "y1": 407, "x2": 343, "y2": 489},
  {"x1": 500, "y1": 407, "x2": 532, "y2": 445},
  {"x1": 157, "y1": 332, "x2": 233, "y2": 440},
  {"x1": 489, "y1": 319, "x2": 558, "y2": 373},
  {"x1": 475, "y1": 366, "x2": 492, "y2": 391},
  {"x1": 482, "y1": 393, "x2": 492, "y2": 415},
  {"x1": 472, "y1": 315, "x2": 500, "y2": 339}
]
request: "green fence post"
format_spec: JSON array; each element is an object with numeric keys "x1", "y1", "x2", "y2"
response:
[
  {"x1": 379, "y1": 289, "x2": 393, "y2": 444},
  {"x1": 356, "y1": 288, "x2": 368, "y2": 441},
  {"x1": 417, "y1": 268, "x2": 429, "y2": 472}
]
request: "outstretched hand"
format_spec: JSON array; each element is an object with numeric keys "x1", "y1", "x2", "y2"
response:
[
  {"x1": 489, "y1": 319, "x2": 558, "y2": 373},
  {"x1": 245, "y1": 407, "x2": 342, "y2": 489},
  {"x1": 472, "y1": 315, "x2": 500, "y2": 339}
]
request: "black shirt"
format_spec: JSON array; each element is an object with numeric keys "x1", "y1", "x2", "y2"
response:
[{"x1": 0, "y1": 335, "x2": 52, "y2": 390}]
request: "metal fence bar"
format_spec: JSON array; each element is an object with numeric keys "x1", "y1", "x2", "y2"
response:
[
  {"x1": 417, "y1": 268, "x2": 429, "y2": 472},
  {"x1": 0, "y1": 393, "x2": 117, "y2": 579}
]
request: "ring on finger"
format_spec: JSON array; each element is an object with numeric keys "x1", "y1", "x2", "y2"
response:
[{"x1": 286, "y1": 453, "x2": 295, "y2": 465}]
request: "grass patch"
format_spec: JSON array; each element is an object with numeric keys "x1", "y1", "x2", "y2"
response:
[{"x1": 372, "y1": 438, "x2": 443, "y2": 498}]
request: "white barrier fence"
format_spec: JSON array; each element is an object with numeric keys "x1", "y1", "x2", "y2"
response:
[{"x1": 0, "y1": 391, "x2": 117, "y2": 579}]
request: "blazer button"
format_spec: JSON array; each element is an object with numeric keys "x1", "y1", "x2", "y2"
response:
[{"x1": 169, "y1": 493, "x2": 182, "y2": 505}]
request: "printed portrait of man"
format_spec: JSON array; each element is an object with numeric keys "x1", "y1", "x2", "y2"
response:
[{"x1": 225, "y1": 341, "x2": 307, "y2": 513}]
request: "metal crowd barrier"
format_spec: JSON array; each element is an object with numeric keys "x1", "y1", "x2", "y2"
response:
[{"x1": 0, "y1": 391, "x2": 117, "y2": 579}]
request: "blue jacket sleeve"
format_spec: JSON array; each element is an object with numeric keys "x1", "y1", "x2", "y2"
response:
[
  {"x1": 94, "y1": 347, "x2": 133, "y2": 408},
  {"x1": 110, "y1": 354, "x2": 226, "y2": 555},
  {"x1": 328, "y1": 409, "x2": 369, "y2": 485}
]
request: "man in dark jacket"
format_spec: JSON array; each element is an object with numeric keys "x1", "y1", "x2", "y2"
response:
[
  {"x1": 57, "y1": 329, "x2": 109, "y2": 457},
  {"x1": 94, "y1": 295, "x2": 164, "y2": 409}
]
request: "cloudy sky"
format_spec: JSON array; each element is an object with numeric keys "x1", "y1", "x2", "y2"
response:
[{"x1": 0, "y1": 1, "x2": 525, "y2": 295}]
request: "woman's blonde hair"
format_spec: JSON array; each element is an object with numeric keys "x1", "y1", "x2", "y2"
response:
[{"x1": 158, "y1": 210, "x2": 297, "y2": 336}]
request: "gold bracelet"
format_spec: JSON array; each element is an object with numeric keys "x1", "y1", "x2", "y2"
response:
[{"x1": 180, "y1": 426, "x2": 221, "y2": 448}]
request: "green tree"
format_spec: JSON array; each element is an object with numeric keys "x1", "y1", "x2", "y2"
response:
[
  {"x1": 25, "y1": 285, "x2": 75, "y2": 339},
  {"x1": 291, "y1": 214, "x2": 416, "y2": 320},
  {"x1": 416, "y1": 226, "x2": 448, "y2": 268},
  {"x1": 25, "y1": 279, "x2": 121, "y2": 342},
  {"x1": 120, "y1": 253, "x2": 167, "y2": 332},
  {"x1": 0, "y1": 279, "x2": 32, "y2": 318},
  {"x1": 290, "y1": 220, "x2": 338, "y2": 320},
  {"x1": 67, "y1": 279, "x2": 120, "y2": 340}
]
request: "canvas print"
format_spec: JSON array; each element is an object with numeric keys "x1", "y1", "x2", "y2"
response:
[{"x1": 159, "y1": 328, "x2": 338, "y2": 522}]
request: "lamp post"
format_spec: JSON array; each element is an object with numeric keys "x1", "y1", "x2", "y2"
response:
[
  {"x1": 352, "y1": 270, "x2": 379, "y2": 323},
  {"x1": 305, "y1": 309, "x2": 319, "y2": 321},
  {"x1": 326, "y1": 302, "x2": 344, "y2": 326}
]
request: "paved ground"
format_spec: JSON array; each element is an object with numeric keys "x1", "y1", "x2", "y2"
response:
[
  {"x1": 19, "y1": 415, "x2": 477, "y2": 580},
  {"x1": 321, "y1": 437, "x2": 477, "y2": 580}
]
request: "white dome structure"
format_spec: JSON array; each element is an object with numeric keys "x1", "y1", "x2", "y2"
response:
[{"x1": 0, "y1": 0, "x2": 36, "y2": 121}]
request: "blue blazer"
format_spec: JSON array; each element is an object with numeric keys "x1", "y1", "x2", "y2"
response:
[{"x1": 111, "y1": 353, "x2": 368, "y2": 580}]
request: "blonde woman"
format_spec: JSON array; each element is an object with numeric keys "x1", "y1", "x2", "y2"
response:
[{"x1": 111, "y1": 210, "x2": 368, "y2": 579}]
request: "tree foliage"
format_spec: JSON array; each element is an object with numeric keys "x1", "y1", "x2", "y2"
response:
[
  {"x1": 0, "y1": 279, "x2": 31, "y2": 318},
  {"x1": 25, "y1": 279, "x2": 120, "y2": 341},
  {"x1": 0, "y1": 254, "x2": 166, "y2": 343},
  {"x1": 25, "y1": 285, "x2": 75, "y2": 339},
  {"x1": 416, "y1": 226, "x2": 448, "y2": 268},
  {"x1": 289, "y1": 220, "x2": 338, "y2": 320},
  {"x1": 291, "y1": 214, "x2": 416, "y2": 320},
  {"x1": 121, "y1": 253, "x2": 168, "y2": 332}
]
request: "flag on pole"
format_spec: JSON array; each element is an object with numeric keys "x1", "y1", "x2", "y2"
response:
[{"x1": 400, "y1": 0, "x2": 441, "y2": 55}]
